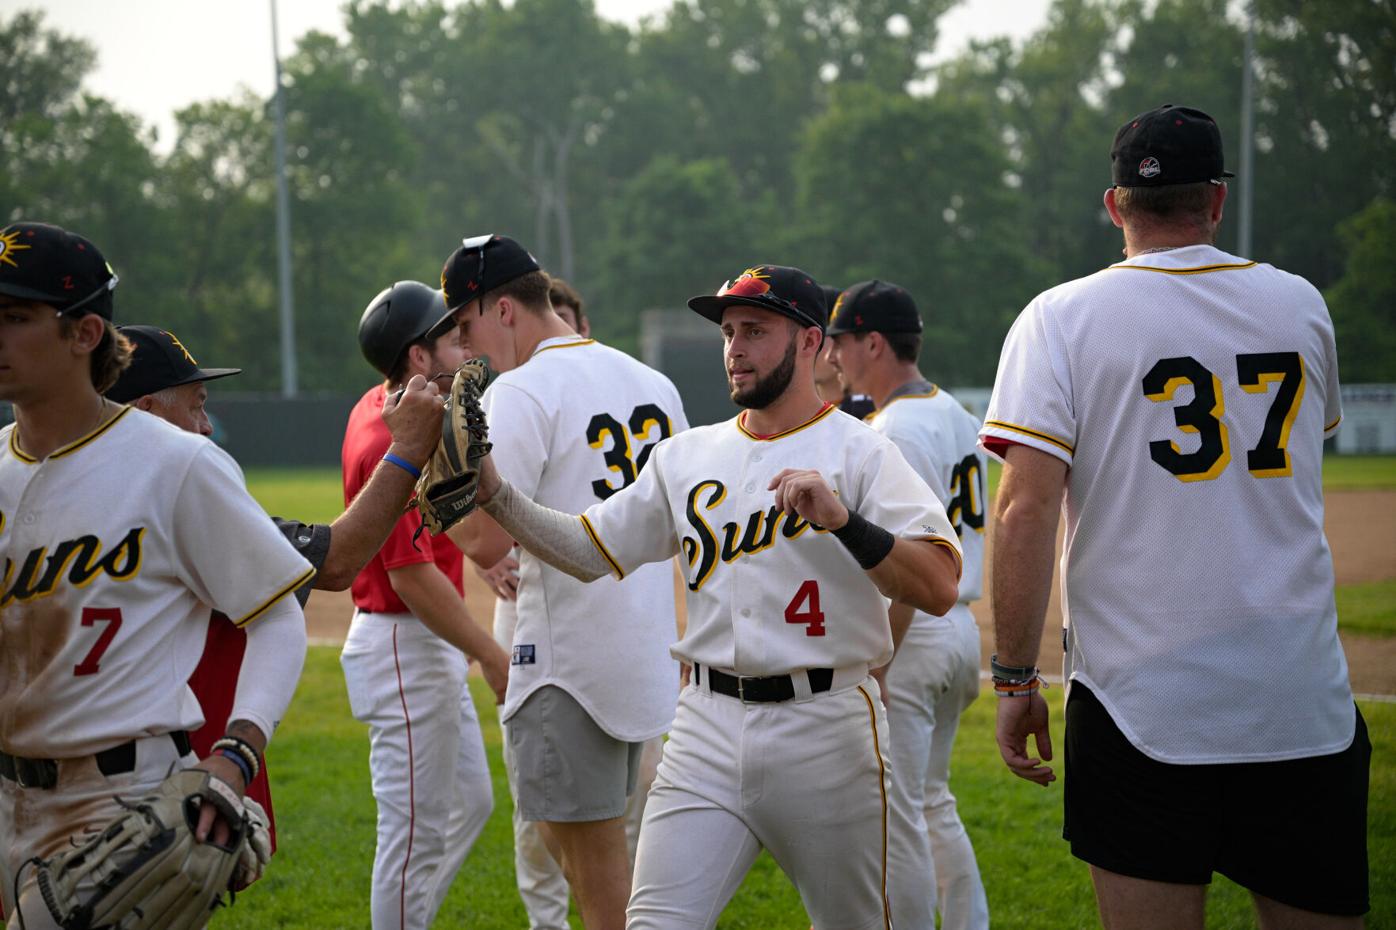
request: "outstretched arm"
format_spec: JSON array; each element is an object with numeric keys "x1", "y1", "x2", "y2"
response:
[
  {"x1": 477, "y1": 474, "x2": 611, "y2": 583},
  {"x1": 316, "y1": 375, "x2": 445, "y2": 590}
]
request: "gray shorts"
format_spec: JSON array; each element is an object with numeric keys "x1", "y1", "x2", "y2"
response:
[{"x1": 508, "y1": 685, "x2": 643, "y2": 822}]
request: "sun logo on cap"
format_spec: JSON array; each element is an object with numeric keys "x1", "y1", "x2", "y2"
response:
[
  {"x1": 162, "y1": 330, "x2": 197, "y2": 365},
  {"x1": 718, "y1": 267, "x2": 772, "y2": 299},
  {"x1": 0, "y1": 228, "x2": 31, "y2": 268},
  {"x1": 1139, "y1": 156, "x2": 1162, "y2": 178},
  {"x1": 831, "y1": 291, "x2": 846, "y2": 321}
]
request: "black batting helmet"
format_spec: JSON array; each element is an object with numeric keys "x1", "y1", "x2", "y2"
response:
[{"x1": 358, "y1": 281, "x2": 455, "y2": 377}]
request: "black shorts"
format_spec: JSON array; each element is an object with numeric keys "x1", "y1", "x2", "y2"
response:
[{"x1": 1063, "y1": 683, "x2": 1369, "y2": 917}]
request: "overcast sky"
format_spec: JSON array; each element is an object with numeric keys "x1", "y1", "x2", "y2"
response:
[{"x1": 20, "y1": 0, "x2": 1049, "y2": 151}]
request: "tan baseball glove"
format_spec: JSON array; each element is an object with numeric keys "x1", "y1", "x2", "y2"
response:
[
  {"x1": 415, "y1": 357, "x2": 494, "y2": 535},
  {"x1": 30, "y1": 768, "x2": 247, "y2": 930}
]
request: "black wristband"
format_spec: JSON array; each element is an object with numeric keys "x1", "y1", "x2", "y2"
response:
[
  {"x1": 990, "y1": 654, "x2": 1039, "y2": 682},
  {"x1": 831, "y1": 509, "x2": 895, "y2": 570}
]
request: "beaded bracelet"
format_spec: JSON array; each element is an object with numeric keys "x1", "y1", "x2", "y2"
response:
[{"x1": 211, "y1": 736, "x2": 261, "y2": 782}]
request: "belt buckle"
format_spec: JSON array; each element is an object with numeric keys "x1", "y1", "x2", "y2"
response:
[{"x1": 736, "y1": 676, "x2": 749, "y2": 703}]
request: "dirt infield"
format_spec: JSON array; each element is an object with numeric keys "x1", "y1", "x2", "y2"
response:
[{"x1": 303, "y1": 489, "x2": 1396, "y2": 694}]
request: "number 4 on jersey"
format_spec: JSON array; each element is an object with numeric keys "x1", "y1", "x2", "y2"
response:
[{"x1": 784, "y1": 580, "x2": 826, "y2": 637}]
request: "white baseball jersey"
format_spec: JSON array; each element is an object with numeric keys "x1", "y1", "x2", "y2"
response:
[
  {"x1": 867, "y1": 383, "x2": 986, "y2": 605},
  {"x1": 484, "y1": 335, "x2": 687, "y2": 741},
  {"x1": 0, "y1": 408, "x2": 315, "y2": 758},
  {"x1": 981, "y1": 244, "x2": 1350, "y2": 764},
  {"x1": 580, "y1": 404, "x2": 961, "y2": 676}
]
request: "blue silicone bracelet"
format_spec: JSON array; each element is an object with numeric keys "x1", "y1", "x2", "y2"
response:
[
  {"x1": 218, "y1": 747, "x2": 254, "y2": 785},
  {"x1": 382, "y1": 452, "x2": 422, "y2": 480}
]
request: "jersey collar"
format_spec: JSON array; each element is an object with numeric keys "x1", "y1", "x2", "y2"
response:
[
  {"x1": 9, "y1": 405, "x2": 132, "y2": 464},
  {"x1": 529, "y1": 335, "x2": 594, "y2": 359},
  {"x1": 736, "y1": 403, "x2": 835, "y2": 441}
]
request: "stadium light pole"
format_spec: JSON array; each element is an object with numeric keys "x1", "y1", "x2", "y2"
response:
[
  {"x1": 1237, "y1": 2, "x2": 1256, "y2": 257},
  {"x1": 271, "y1": 0, "x2": 298, "y2": 397}
]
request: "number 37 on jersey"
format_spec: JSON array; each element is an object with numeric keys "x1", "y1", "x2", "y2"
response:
[{"x1": 1143, "y1": 350, "x2": 1318, "y2": 482}]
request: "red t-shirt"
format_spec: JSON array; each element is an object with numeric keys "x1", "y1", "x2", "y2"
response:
[{"x1": 342, "y1": 383, "x2": 463, "y2": 612}]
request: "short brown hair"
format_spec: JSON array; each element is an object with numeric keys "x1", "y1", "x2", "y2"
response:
[
  {"x1": 548, "y1": 278, "x2": 585, "y2": 321},
  {"x1": 60, "y1": 316, "x2": 133, "y2": 393},
  {"x1": 490, "y1": 270, "x2": 553, "y2": 313},
  {"x1": 1113, "y1": 181, "x2": 1216, "y2": 227},
  {"x1": 855, "y1": 330, "x2": 921, "y2": 365}
]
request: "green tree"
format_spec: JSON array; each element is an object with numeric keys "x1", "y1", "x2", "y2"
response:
[
  {"x1": 1326, "y1": 197, "x2": 1396, "y2": 382},
  {"x1": 591, "y1": 155, "x2": 762, "y2": 352},
  {"x1": 792, "y1": 82, "x2": 1047, "y2": 384},
  {"x1": 152, "y1": 97, "x2": 281, "y2": 386},
  {"x1": 277, "y1": 29, "x2": 426, "y2": 390}
]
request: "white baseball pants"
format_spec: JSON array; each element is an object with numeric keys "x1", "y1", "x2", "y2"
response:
[
  {"x1": 628, "y1": 671, "x2": 890, "y2": 930},
  {"x1": 341, "y1": 610, "x2": 493, "y2": 930},
  {"x1": 884, "y1": 605, "x2": 988, "y2": 930}
]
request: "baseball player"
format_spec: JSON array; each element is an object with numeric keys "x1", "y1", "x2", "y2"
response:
[
  {"x1": 983, "y1": 104, "x2": 1368, "y2": 926},
  {"x1": 478, "y1": 274, "x2": 664, "y2": 930},
  {"x1": 825, "y1": 280, "x2": 989, "y2": 930},
  {"x1": 442, "y1": 236, "x2": 686, "y2": 930},
  {"x1": 815, "y1": 284, "x2": 875, "y2": 419},
  {"x1": 469, "y1": 263, "x2": 962, "y2": 929},
  {"x1": 104, "y1": 324, "x2": 446, "y2": 856},
  {"x1": 343, "y1": 280, "x2": 510, "y2": 930},
  {"x1": 0, "y1": 222, "x2": 312, "y2": 926}
]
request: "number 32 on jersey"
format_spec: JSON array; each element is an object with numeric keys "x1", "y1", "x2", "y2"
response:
[
  {"x1": 587, "y1": 404, "x2": 673, "y2": 500},
  {"x1": 1143, "y1": 351, "x2": 1306, "y2": 482}
]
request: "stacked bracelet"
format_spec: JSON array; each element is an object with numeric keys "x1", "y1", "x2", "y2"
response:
[
  {"x1": 993, "y1": 677, "x2": 1041, "y2": 698},
  {"x1": 217, "y1": 748, "x2": 254, "y2": 785},
  {"x1": 211, "y1": 736, "x2": 261, "y2": 783},
  {"x1": 990, "y1": 654, "x2": 1037, "y2": 681},
  {"x1": 990, "y1": 653, "x2": 1043, "y2": 697}
]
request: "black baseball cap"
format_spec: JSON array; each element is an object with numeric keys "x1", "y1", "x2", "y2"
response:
[
  {"x1": 818, "y1": 284, "x2": 843, "y2": 321},
  {"x1": 105, "y1": 325, "x2": 241, "y2": 403},
  {"x1": 0, "y1": 222, "x2": 119, "y2": 319},
  {"x1": 688, "y1": 265, "x2": 827, "y2": 331},
  {"x1": 1111, "y1": 104, "x2": 1235, "y2": 188},
  {"x1": 827, "y1": 279, "x2": 922, "y2": 337},
  {"x1": 441, "y1": 234, "x2": 542, "y2": 312}
]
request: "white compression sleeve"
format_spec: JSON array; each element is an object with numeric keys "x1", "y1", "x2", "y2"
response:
[
  {"x1": 229, "y1": 594, "x2": 309, "y2": 745},
  {"x1": 481, "y1": 479, "x2": 611, "y2": 583}
]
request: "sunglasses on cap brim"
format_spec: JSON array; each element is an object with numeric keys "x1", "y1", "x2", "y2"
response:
[
  {"x1": 59, "y1": 271, "x2": 120, "y2": 317},
  {"x1": 458, "y1": 234, "x2": 492, "y2": 310},
  {"x1": 716, "y1": 277, "x2": 822, "y2": 330}
]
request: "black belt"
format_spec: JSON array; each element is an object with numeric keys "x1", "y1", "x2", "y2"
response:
[
  {"x1": 696, "y1": 664, "x2": 834, "y2": 703},
  {"x1": 0, "y1": 731, "x2": 191, "y2": 790}
]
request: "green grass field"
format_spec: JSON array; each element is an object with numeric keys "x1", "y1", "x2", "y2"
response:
[
  {"x1": 1337, "y1": 580, "x2": 1396, "y2": 639},
  {"x1": 236, "y1": 463, "x2": 1395, "y2": 926},
  {"x1": 216, "y1": 650, "x2": 1393, "y2": 929}
]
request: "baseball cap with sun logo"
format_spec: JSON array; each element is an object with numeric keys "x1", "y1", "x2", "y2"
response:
[
  {"x1": 105, "y1": 326, "x2": 243, "y2": 404},
  {"x1": 688, "y1": 265, "x2": 828, "y2": 331},
  {"x1": 0, "y1": 222, "x2": 119, "y2": 319},
  {"x1": 827, "y1": 280, "x2": 923, "y2": 337}
]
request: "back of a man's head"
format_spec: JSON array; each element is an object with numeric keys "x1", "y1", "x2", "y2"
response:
[{"x1": 1109, "y1": 104, "x2": 1233, "y2": 234}]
